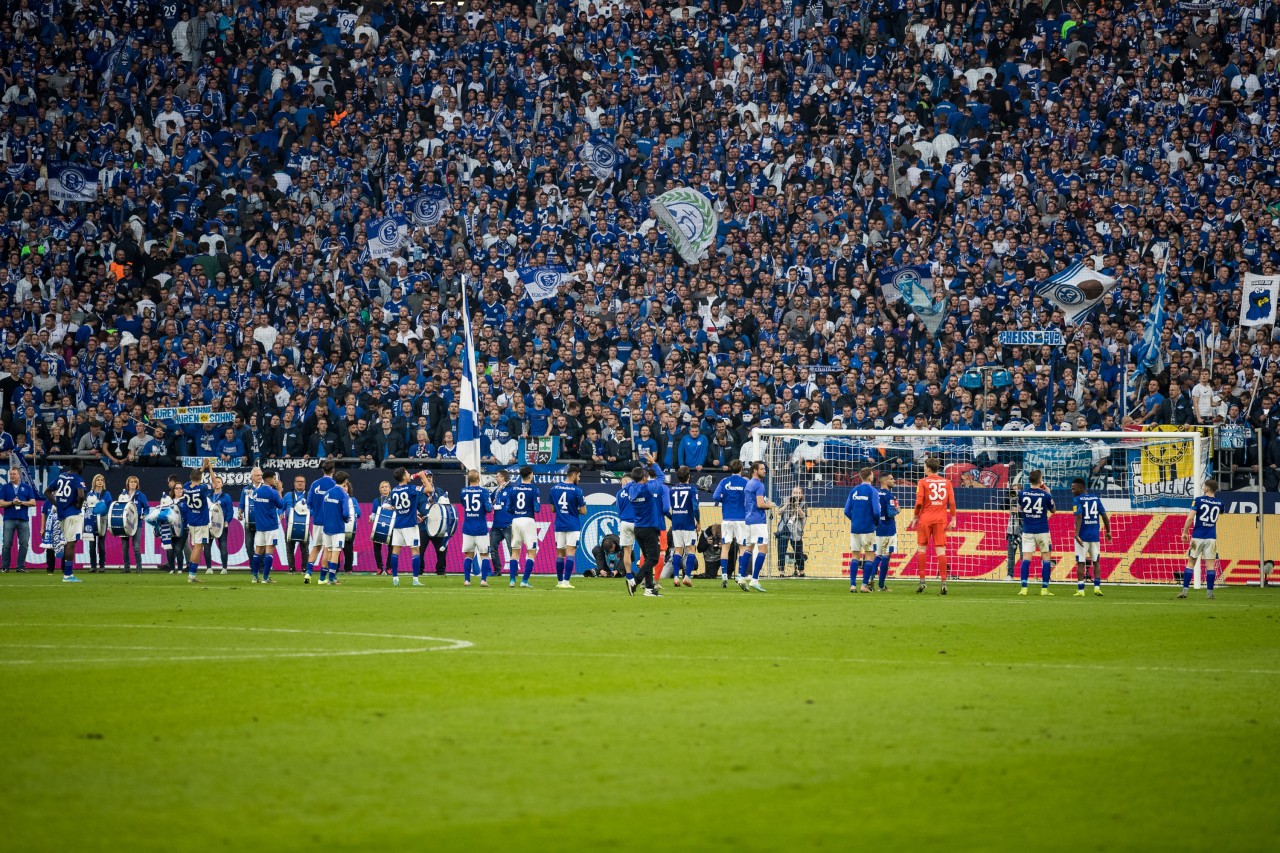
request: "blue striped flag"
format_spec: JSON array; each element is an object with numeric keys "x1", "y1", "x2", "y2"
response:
[
  {"x1": 457, "y1": 286, "x2": 482, "y2": 473},
  {"x1": 1132, "y1": 273, "x2": 1167, "y2": 375}
]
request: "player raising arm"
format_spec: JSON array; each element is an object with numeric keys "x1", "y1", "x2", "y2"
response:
[
  {"x1": 907, "y1": 457, "x2": 956, "y2": 595},
  {"x1": 1071, "y1": 477, "x2": 1110, "y2": 597},
  {"x1": 843, "y1": 467, "x2": 881, "y2": 593},
  {"x1": 1180, "y1": 480, "x2": 1222, "y2": 600},
  {"x1": 743, "y1": 461, "x2": 776, "y2": 592},
  {"x1": 1016, "y1": 470, "x2": 1055, "y2": 597}
]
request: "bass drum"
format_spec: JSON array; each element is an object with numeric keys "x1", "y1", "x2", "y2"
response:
[
  {"x1": 146, "y1": 505, "x2": 184, "y2": 537},
  {"x1": 370, "y1": 504, "x2": 395, "y2": 545},
  {"x1": 209, "y1": 503, "x2": 226, "y2": 538},
  {"x1": 107, "y1": 500, "x2": 139, "y2": 537},
  {"x1": 423, "y1": 498, "x2": 457, "y2": 539}
]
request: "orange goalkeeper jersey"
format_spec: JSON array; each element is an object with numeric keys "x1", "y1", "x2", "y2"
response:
[{"x1": 915, "y1": 474, "x2": 956, "y2": 525}]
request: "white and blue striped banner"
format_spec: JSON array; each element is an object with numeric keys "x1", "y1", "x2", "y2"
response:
[{"x1": 153, "y1": 406, "x2": 235, "y2": 425}]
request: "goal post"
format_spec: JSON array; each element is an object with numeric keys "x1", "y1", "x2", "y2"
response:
[{"x1": 751, "y1": 428, "x2": 1211, "y2": 588}]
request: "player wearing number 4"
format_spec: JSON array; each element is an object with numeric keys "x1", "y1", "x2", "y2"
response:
[
  {"x1": 550, "y1": 467, "x2": 586, "y2": 589},
  {"x1": 1179, "y1": 480, "x2": 1222, "y2": 600},
  {"x1": 908, "y1": 457, "x2": 956, "y2": 594},
  {"x1": 459, "y1": 470, "x2": 494, "y2": 587},
  {"x1": 844, "y1": 467, "x2": 881, "y2": 593},
  {"x1": 1071, "y1": 478, "x2": 1110, "y2": 597},
  {"x1": 1016, "y1": 470, "x2": 1055, "y2": 596}
]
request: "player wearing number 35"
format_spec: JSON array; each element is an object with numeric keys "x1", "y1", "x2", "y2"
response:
[{"x1": 909, "y1": 458, "x2": 956, "y2": 595}]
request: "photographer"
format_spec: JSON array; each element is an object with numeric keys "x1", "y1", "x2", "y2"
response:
[
  {"x1": 588, "y1": 531, "x2": 622, "y2": 578},
  {"x1": 776, "y1": 487, "x2": 807, "y2": 577},
  {"x1": 696, "y1": 523, "x2": 725, "y2": 581}
]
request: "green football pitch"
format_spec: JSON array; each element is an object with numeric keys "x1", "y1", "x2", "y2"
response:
[{"x1": 2, "y1": 573, "x2": 1277, "y2": 852}]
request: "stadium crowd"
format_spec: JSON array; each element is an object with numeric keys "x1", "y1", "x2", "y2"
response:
[{"x1": 0, "y1": 0, "x2": 1279, "y2": 486}]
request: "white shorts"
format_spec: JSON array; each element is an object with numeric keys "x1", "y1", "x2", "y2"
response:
[
  {"x1": 746, "y1": 523, "x2": 768, "y2": 546},
  {"x1": 1074, "y1": 540, "x2": 1100, "y2": 561},
  {"x1": 721, "y1": 520, "x2": 748, "y2": 545},
  {"x1": 555, "y1": 530, "x2": 580, "y2": 549},
  {"x1": 391, "y1": 527, "x2": 420, "y2": 549},
  {"x1": 618, "y1": 521, "x2": 635, "y2": 547},
  {"x1": 670, "y1": 529, "x2": 697, "y2": 548},
  {"x1": 463, "y1": 533, "x2": 489, "y2": 554},
  {"x1": 511, "y1": 517, "x2": 539, "y2": 552},
  {"x1": 876, "y1": 535, "x2": 898, "y2": 554},
  {"x1": 321, "y1": 532, "x2": 346, "y2": 551},
  {"x1": 309, "y1": 519, "x2": 323, "y2": 539},
  {"x1": 188, "y1": 524, "x2": 210, "y2": 545},
  {"x1": 60, "y1": 514, "x2": 83, "y2": 542},
  {"x1": 849, "y1": 531, "x2": 875, "y2": 552},
  {"x1": 1021, "y1": 532, "x2": 1052, "y2": 554},
  {"x1": 253, "y1": 530, "x2": 278, "y2": 549},
  {"x1": 1187, "y1": 538, "x2": 1218, "y2": 561}
]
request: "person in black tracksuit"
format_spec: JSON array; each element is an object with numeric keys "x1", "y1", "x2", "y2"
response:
[{"x1": 626, "y1": 455, "x2": 666, "y2": 596}]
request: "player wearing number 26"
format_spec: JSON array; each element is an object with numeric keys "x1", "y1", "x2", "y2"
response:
[
  {"x1": 910, "y1": 458, "x2": 956, "y2": 594},
  {"x1": 1180, "y1": 480, "x2": 1222, "y2": 600}
]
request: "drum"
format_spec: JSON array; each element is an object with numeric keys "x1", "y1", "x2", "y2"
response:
[
  {"x1": 423, "y1": 498, "x2": 457, "y2": 539},
  {"x1": 370, "y1": 503, "x2": 395, "y2": 545},
  {"x1": 107, "y1": 500, "x2": 139, "y2": 537},
  {"x1": 344, "y1": 497, "x2": 357, "y2": 536},
  {"x1": 286, "y1": 500, "x2": 309, "y2": 542},
  {"x1": 210, "y1": 503, "x2": 225, "y2": 538},
  {"x1": 146, "y1": 505, "x2": 183, "y2": 537}
]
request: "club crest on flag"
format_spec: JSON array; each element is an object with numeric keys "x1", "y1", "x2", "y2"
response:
[
  {"x1": 650, "y1": 187, "x2": 717, "y2": 265},
  {"x1": 408, "y1": 188, "x2": 448, "y2": 228},
  {"x1": 518, "y1": 266, "x2": 575, "y2": 302},
  {"x1": 583, "y1": 136, "x2": 620, "y2": 181},
  {"x1": 367, "y1": 215, "x2": 406, "y2": 259},
  {"x1": 1036, "y1": 262, "x2": 1117, "y2": 326}
]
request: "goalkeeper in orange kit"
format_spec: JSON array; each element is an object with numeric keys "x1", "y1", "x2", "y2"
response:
[{"x1": 907, "y1": 457, "x2": 957, "y2": 595}]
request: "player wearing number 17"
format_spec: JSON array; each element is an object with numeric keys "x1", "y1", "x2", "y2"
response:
[
  {"x1": 1179, "y1": 480, "x2": 1222, "y2": 600},
  {"x1": 908, "y1": 457, "x2": 956, "y2": 595},
  {"x1": 549, "y1": 467, "x2": 587, "y2": 589}
]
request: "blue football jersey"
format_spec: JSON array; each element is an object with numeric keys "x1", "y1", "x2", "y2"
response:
[
  {"x1": 743, "y1": 478, "x2": 768, "y2": 525},
  {"x1": 389, "y1": 483, "x2": 421, "y2": 528},
  {"x1": 183, "y1": 482, "x2": 212, "y2": 526},
  {"x1": 876, "y1": 487, "x2": 898, "y2": 536},
  {"x1": 250, "y1": 484, "x2": 285, "y2": 532},
  {"x1": 506, "y1": 483, "x2": 540, "y2": 518},
  {"x1": 459, "y1": 485, "x2": 493, "y2": 536},
  {"x1": 1074, "y1": 493, "x2": 1104, "y2": 543},
  {"x1": 319, "y1": 485, "x2": 350, "y2": 535},
  {"x1": 712, "y1": 474, "x2": 749, "y2": 521},
  {"x1": 307, "y1": 476, "x2": 336, "y2": 516},
  {"x1": 549, "y1": 483, "x2": 586, "y2": 532},
  {"x1": 668, "y1": 483, "x2": 699, "y2": 531},
  {"x1": 616, "y1": 486, "x2": 634, "y2": 523},
  {"x1": 52, "y1": 472, "x2": 85, "y2": 517},
  {"x1": 1018, "y1": 488, "x2": 1054, "y2": 534},
  {"x1": 1190, "y1": 495, "x2": 1222, "y2": 540},
  {"x1": 843, "y1": 483, "x2": 881, "y2": 534}
]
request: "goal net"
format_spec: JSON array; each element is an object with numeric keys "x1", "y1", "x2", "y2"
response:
[{"x1": 752, "y1": 428, "x2": 1211, "y2": 587}]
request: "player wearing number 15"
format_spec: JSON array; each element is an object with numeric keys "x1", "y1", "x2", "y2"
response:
[
  {"x1": 459, "y1": 470, "x2": 494, "y2": 587},
  {"x1": 1180, "y1": 480, "x2": 1222, "y2": 600},
  {"x1": 843, "y1": 468, "x2": 881, "y2": 594},
  {"x1": 1071, "y1": 478, "x2": 1110, "y2": 597},
  {"x1": 550, "y1": 468, "x2": 587, "y2": 589},
  {"x1": 909, "y1": 457, "x2": 956, "y2": 595},
  {"x1": 1016, "y1": 470, "x2": 1055, "y2": 597}
]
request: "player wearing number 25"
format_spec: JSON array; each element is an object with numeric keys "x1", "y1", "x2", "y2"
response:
[{"x1": 910, "y1": 458, "x2": 956, "y2": 594}]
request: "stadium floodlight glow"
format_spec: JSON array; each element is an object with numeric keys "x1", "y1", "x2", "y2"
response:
[{"x1": 750, "y1": 429, "x2": 1212, "y2": 588}]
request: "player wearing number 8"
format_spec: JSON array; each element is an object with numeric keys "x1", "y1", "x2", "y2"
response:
[
  {"x1": 908, "y1": 457, "x2": 956, "y2": 594},
  {"x1": 1015, "y1": 470, "x2": 1055, "y2": 596},
  {"x1": 1180, "y1": 480, "x2": 1222, "y2": 600}
]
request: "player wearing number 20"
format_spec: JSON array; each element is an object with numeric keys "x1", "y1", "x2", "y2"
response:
[
  {"x1": 1071, "y1": 478, "x2": 1110, "y2": 597},
  {"x1": 549, "y1": 468, "x2": 586, "y2": 589},
  {"x1": 459, "y1": 470, "x2": 494, "y2": 586},
  {"x1": 1180, "y1": 480, "x2": 1222, "y2": 600},
  {"x1": 1016, "y1": 470, "x2": 1055, "y2": 596}
]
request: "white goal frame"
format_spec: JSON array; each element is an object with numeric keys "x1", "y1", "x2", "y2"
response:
[{"x1": 749, "y1": 428, "x2": 1210, "y2": 587}]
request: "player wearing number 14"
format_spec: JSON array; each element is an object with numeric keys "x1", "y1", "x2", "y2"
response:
[
  {"x1": 1180, "y1": 480, "x2": 1222, "y2": 600},
  {"x1": 1071, "y1": 478, "x2": 1110, "y2": 597}
]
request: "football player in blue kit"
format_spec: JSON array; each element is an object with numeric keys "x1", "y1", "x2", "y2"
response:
[
  {"x1": 1180, "y1": 480, "x2": 1223, "y2": 600},
  {"x1": 506, "y1": 466, "x2": 542, "y2": 588},
  {"x1": 459, "y1": 470, "x2": 494, "y2": 586},
  {"x1": 712, "y1": 459, "x2": 750, "y2": 589},
  {"x1": 388, "y1": 467, "x2": 432, "y2": 587},
  {"x1": 50, "y1": 459, "x2": 86, "y2": 582},
  {"x1": 549, "y1": 467, "x2": 587, "y2": 589},
  {"x1": 873, "y1": 473, "x2": 900, "y2": 591},
  {"x1": 1016, "y1": 470, "x2": 1055, "y2": 596},
  {"x1": 248, "y1": 469, "x2": 286, "y2": 583},
  {"x1": 667, "y1": 466, "x2": 701, "y2": 587},
  {"x1": 843, "y1": 467, "x2": 881, "y2": 593},
  {"x1": 742, "y1": 462, "x2": 777, "y2": 592},
  {"x1": 1070, "y1": 478, "x2": 1110, "y2": 597},
  {"x1": 316, "y1": 471, "x2": 353, "y2": 586}
]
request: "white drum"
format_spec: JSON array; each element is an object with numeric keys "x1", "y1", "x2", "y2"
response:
[
  {"x1": 423, "y1": 498, "x2": 457, "y2": 539},
  {"x1": 107, "y1": 500, "x2": 139, "y2": 537},
  {"x1": 210, "y1": 503, "x2": 226, "y2": 538}
]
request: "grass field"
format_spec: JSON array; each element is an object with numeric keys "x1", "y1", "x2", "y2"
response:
[{"x1": 2, "y1": 571, "x2": 1277, "y2": 852}]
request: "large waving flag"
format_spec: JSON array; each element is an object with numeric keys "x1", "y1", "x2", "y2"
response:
[
  {"x1": 457, "y1": 285, "x2": 482, "y2": 473},
  {"x1": 1132, "y1": 272, "x2": 1168, "y2": 375},
  {"x1": 651, "y1": 187, "x2": 717, "y2": 265},
  {"x1": 407, "y1": 187, "x2": 449, "y2": 228},
  {"x1": 1241, "y1": 273, "x2": 1278, "y2": 327},
  {"x1": 518, "y1": 265, "x2": 576, "y2": 302},
  {"x1": 48, "y1": 163, "x2": 98, "y2": 203},
  {"x1": 877, "y1": 263, "x2": 948, "y2": 335},
  {"x1": 366, "y1": 215, "x2": 406, "y2": 259},
  {"x1": 1037, "y1": 261, "x2": 1118, "y2": 326},
  {"x1": 582, "y1": 135, "x2": 621, "y2": 181}
]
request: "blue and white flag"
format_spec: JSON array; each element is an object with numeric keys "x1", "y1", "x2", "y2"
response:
[
  {"x1": 582, "y1": 135, "x2": 621, "y2": 181},
  {"x1": 457, "y1": 285, "x2": 482, "y2": 473},
  {"x1": 651, "y1": 187, "x2": 718, "y2": 265},
  {"x1": 407, "y1": 187, "x2": 449, "y2": 228},
  {"x1": 1036, "y1": 261, "x2": 1118, "y2": 327},
  {"x1": 367, "y1": 215, "x2": 406, "y2": 259},
  {"x1": 517, "y1": 265, "x2": 576, "y2": 302},
  {"x1": 153, "y1": 406, "x2": 235, "y2": 425},
  {"x1": 1240, "y1": 273, "x2": 1278, "y2": 327},
  {"x1": 877, "y1": 263, "x2": 948, "y2": 335},
  {"x1": 47, "y1": 164, "x2": 98, "y2": 203},
  {"x1": 1132, "y1": 273, "x2": 1168, "y2": 375}
]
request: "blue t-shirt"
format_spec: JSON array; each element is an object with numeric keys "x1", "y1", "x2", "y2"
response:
[
  {"x1": 843, "y1": 483, "x2": 881, "y2": 534},
  {"x1": 616, "y1": 486, "x2": 634, "y2": 523},
  {"x1": 876, "y1": 487, "x2": 899, "y2": 536},
  {"x1": 389, "y1": 483, "x2": 421, "y2": 528},
  {"x1": 319, "y1": 484, "x2": 351, "y2": 535},
  {"x1": 1190, "y1": 495, "x2": 1222, "y2": 540},
  {"x1": 712, "y1": 474, "x2": 749, "y2": 521},
  {"x1": 668, "y1": 483, "x2": 699, "y2": 531},
  {"x1": 53, "y1": 472, "x2": 85, "y2": 518},
  {"x1": 1018, "y1": 488, "x2": 1054, "y2": 534},
  {"x1": 250, "y1": 484, "x2": 286, "y2": 532},
  {"x1": 308, "y1": 476, "x2": 336, "y2": 517},
  {"x1": 491, "y1": 484, "x2": 513, "y2": 528},
  {"x1": 743, "y1": 478, "x2": 768, "y2": 525},
  {"x1": 627, "y1": 478, "x2": 667, "y2": 529},
  {"x1": 1073, "y1": 493, "x2": 1104, "y2": 543},
  {"x1": 506, "y1": 483, "x2": 540, "y2": 518},
  {"x1": 183, "y1": 481, "x2": 213, "y2": 526},
  {"x1": 1, "y1": 481, "x2": 36, "y2": 520},
  {"x1": 459, "y1": 485, "x2": 493, "y2": 536},
  {"x1": 550, "y1": 482, "x2": 586, "y2": 532}
]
